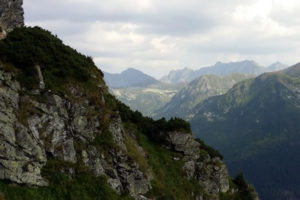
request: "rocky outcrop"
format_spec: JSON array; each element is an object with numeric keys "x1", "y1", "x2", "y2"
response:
[
  {"x1": 0, "y1": 69, "x2": 47, "y2": 186},
  {"x1": 165, "y1": 131, "x2": 201, "y2": 160},
  {"x1": 0, "y1": 65, "x2": 151, "y2": 199},
  {"x1": 0, "y1": 0, "x2": 24, "y2": 30},
  {"x1": 166, "y1": 132, "x2": 230, "y2": 199},
  {"x1": 0, "y1": 0, "x2": 24, "y2": 39}
]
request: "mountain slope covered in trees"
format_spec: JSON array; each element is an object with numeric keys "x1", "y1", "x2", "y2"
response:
[{"x1": 190, "y1": 64, "x2": 300, "y2": 200}]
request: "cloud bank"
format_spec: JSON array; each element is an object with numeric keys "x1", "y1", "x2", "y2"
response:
[{"x1": 24, "y1": 0, "x2": 300, "y2": 78}]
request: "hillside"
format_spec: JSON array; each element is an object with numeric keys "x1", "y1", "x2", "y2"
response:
[
  {"x1": 104, "y1": 68, "x2": 159, "y2": 88},
  {"x1": 154, "y1": 74, "x2": 252, "y2": 120},
  {"x1": 0, "y1": 26, "x2": 259, "y2": 200},
  {"x1": 111, "y1": 82, "x2": 185, "y2": 117},
  {"x1": 190, "y1": 64, "x2": 300, "y2": 200},
  {"x1": 160, "y1": 60, "x2": 287, "y2": 84}
]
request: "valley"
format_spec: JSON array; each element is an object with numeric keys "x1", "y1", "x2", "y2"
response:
[{"x1": 105, "y1": 62, "x2": 300, "y2": 200}]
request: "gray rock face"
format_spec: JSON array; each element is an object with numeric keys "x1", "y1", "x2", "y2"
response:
[
  {"x1": 0, "y1": 0, "x2": 24, "y2": 31},
  {"x1": 194, "y1": 157, "x2": 230, "y2": 194},
  {"x1": 0, "y1": 64, "x2": 257, "y2": 199},
  {"x1": 166, "y1": 131, "x2": 200, "y2": 160},
  {"x1": 165, "y1": 131, "x2": 230, "y2": 198},
  {"x1": 0, "y1": 69, "x2": 47, "y2": 186},
  {"x1": 0, "y1": 65, "x2": 151, "y2": 199},
  {"x1": 109, "y1": 117, "x2": 127, "y2": 150}
]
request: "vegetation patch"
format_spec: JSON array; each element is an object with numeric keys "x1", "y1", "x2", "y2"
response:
[
  {"x1": 123, "y1": 127, "x2": 149, "y2": 175},
  {"x1": 0, "y1": 26, "x2": 103, "y2": 93},
  {"x1": 0, "y1": 159, "x2": 132, "y2": 200},
  {"x1": 124, "y1": 123, "x2": 203, "y2": 200},
  {"x1": 92, "y1": 130, "x2": 115, "y2": 152},
  {"x1": 195, "y1": 138, "x2": 223, "y2": 159},
  {"x1": 117, "y1": 99, "x2": 191, "y2": 143}
]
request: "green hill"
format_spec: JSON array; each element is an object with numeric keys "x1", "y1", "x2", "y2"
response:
[{"x1": 190, "y1": 64, "x2": 300, "y2": 200}]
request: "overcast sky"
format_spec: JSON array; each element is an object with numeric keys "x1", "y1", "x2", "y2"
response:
[{"x1": 24, "y1": 0, "x2": 300, "y2": 78}]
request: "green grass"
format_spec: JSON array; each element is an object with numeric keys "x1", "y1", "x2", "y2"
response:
[
  {"x1": 92, "y1": 130, "x2": 115, "y2": 151},
  {"x1": 123, "y1": 128, "x2": 150, "y2": 175},
  {"x1": 124, "y1": 123, "x2": 204, "y2": 200},
  {"x1": 0, "y1": 160, "x2": 133, "y2": 200}
]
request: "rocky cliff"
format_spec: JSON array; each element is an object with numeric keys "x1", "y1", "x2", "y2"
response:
[
  {"x1": 0, "y1": 26, "x2": 259, "y2": 200},
  {"x1": 0, "y1": 61, "x2": 151, "y2": 199},
  {"x1": 0, "y1": 0, "x2": 24, "y2": 31}
]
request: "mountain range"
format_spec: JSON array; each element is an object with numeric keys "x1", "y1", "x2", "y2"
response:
[
  {"x1": 190, "y1": 64, "x2": 300, "y2": 200},
  {"x1": 160, "y1": 60, "x2": 287, "y2": 84},
  {"x1": 104, "y1": 61, "x2": 288, "y2": 118}
]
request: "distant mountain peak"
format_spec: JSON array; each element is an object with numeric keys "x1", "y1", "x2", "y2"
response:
[
  {"x1": 272, "y1": 61, "x2": 282, "y2": 65},
  {"x1": 123, "y1": 67, "x2": 140, "y2": 72},
  {"x1": 161, "y1": 60, "x2": 263, "y2": 84},
  {"x1": 161, "y1": 60, "x2": 288, "y2": 84},
  {"x1": 121, "y1": 68, "x2": 146, "y2": 75},
  {"x1": 104, "y1": 68, "x2": 159, "y2": 88}
]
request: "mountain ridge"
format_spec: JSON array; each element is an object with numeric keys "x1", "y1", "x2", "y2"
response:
[
  {"x1": 160, "y1": 60, "x2": 287, "y2": 84},
  {"x1": 154, "y1": 73, "x2": 253, "y2": 120},
  {"x1": 190, "y1": 64, "x2": 300, "y2": 200}
]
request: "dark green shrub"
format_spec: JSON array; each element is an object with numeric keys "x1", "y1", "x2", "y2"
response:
[
  {"x1": 0, "y1": 26, "x2": 103, "y2": 90},
  {"x1": 195, "y1": 138, "x2": 223, "y2": 159},
  {"x1": 233, "y1": 172, "x2": 257, "y2": 200},
  {"x1": 116, "y1": 99, "x2": 191, "y2": 143}
]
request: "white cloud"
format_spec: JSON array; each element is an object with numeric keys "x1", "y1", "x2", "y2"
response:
[{"x1": 24, "y1": 0, "x2": 300, "y2": 78}]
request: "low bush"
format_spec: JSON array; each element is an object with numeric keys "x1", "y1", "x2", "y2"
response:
[{"x1": 0, "y1": 26, "x2": 103, "y2": 91}]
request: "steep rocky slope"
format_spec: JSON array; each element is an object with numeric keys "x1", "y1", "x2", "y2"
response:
[
  {"x1": 0, "y1": 26, "x2": 259, "y2": 200},
  {"x1": 190, "y1": 64, "x2": 300, "y2": 200}
]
